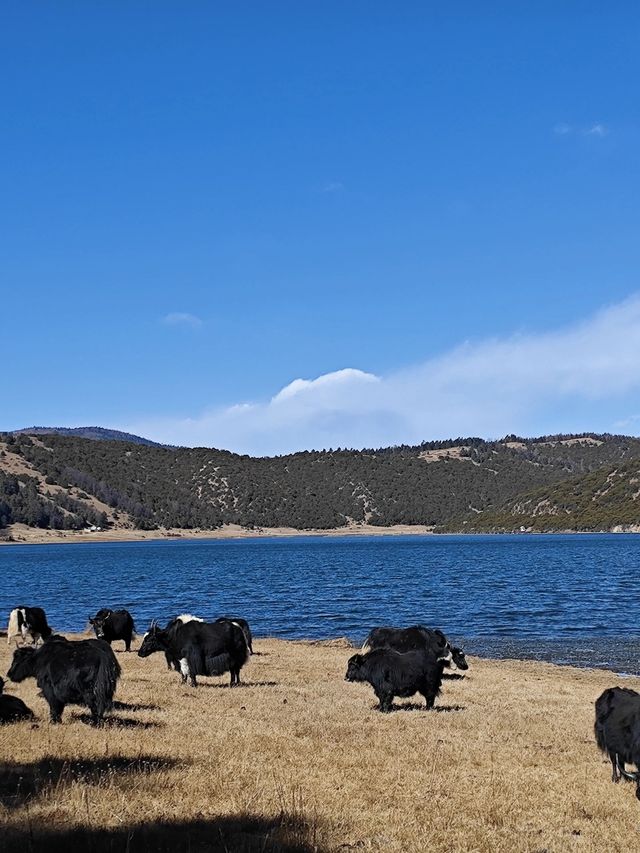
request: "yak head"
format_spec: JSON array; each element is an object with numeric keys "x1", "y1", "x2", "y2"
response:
[
  {"x1": 137, "y1": 621, "x2": 168, "y2": 657},
  {"x1": 345, "y1": 654, "x2": 366, "y2": 682},
  {"x1": 450, "y1": 646, "x2": 469, "y2": 670},
  {"x1": 89, "y1": 609, "x2": 112, "y2": 639},
  {"x1": 7, "y1": 646, "x2": 38, "y2": 682}
]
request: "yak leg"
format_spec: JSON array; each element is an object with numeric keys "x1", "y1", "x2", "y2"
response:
[
  {"x1": 48, "y1": 697, "x2": 64, "y2": 724},
  {"x1": 422, "y1": 690, "x2": 437, "y2": 710},
  {"x1": 612, "y1": 753, "x2": 621, "y2": 783},
  {"x1": 375, "y1": 690, "x2": 393, "y2": 713},
  {"x1": 179, "y1": 657, "x2": 196, "y2": 686},
  {"x1": 420, "y1": 677, "x2": 438, "y2": 710},
  {"x1": 87, "y1": 700, "x2": 102, "y2": 726}
]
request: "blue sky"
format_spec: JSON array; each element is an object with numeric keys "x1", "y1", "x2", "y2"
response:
[{"x1": 3, "y1": 4, "x2": 640, "y2": 454}]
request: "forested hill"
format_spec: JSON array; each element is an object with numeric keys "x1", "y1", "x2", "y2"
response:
[
  {"x1": 13, "y1": 426, "x2": 165, "y2": 446},
  {"x1": 2, "y1": 431, "x2": 640, "y2": 535}
]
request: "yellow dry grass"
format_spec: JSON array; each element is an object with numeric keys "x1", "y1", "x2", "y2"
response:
[{"x1": 1, "y1": 636, "x2": 639, "y2": 852}]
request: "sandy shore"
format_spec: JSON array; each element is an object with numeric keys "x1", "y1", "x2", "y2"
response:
[
  {"x1": 0, "y1": 521, "x2": 436, "y2": 546},
  {"x1": 1, "y1": 636, "x2": 638, "y2": 852}
]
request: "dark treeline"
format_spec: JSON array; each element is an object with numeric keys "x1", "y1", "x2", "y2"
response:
[
  {"x1": 2, "y1": 431, "x2": 640, "y2": 533},
  {"x1": 0, "y1": 469, "x2": 108, "y2": 530}
]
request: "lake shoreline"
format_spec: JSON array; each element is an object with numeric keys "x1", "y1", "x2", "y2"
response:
[{"x1": 1, "y1": 521, "x2": 633, "y2": 546}]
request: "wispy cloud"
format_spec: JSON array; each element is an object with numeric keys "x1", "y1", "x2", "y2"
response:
[
  {"x1": 554, "y1": 122, "x2": 609, "y2": 138},
  {"x1": 614, "y1": 414, "x2": 640, "y2": 429},
  {"x1": 320, "y1": 181, "x2": 344, "y2": 194},
  {"x1": 161, "y1": 312, "x2": 203, "y2": 329},
  {"x1": 129, "y1": 297, "x2": 640, "y2": 455},
  {"x1": 584, "y1": 123, "x2": 608, "y2": 137}
]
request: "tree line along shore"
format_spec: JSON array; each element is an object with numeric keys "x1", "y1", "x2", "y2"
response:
[{"x1": 2, "y1": 430, "x2": 640, "y2": 539}]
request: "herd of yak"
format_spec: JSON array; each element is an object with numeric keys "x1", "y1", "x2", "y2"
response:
[{"x1": 2, "y1": 605, "x2": 640, "y2": 802}]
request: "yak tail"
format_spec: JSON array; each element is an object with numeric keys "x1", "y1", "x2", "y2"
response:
[
  {"x1": 204, "y1": 651, "x2": 231, "y2": 676},
  {"x1": 93, "y1": 651, "x2": 122, "y2": 716},
  {"x1": 7, "y1": 609, "x2": 20, "y2": 646},
  {"x1": 231, "y1": 621, "x2": 253, "y2": 655},
  {"x1": 594, "y1": 720, "x2": 607, "y2": 754}
]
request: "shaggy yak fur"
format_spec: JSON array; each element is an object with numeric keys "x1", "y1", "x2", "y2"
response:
[
  {"x1": 7, "y1": 636, "x2": 121, "y2": 724},
  {"x1": 345, "y1": 646, "x2": 449, "y2": 713},
  {"x1": 595, "y1": 686, "x2": 640, "y2": 798}
]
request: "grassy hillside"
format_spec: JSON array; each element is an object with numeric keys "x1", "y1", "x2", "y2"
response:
[
  {"x1": 2, "y1": 431, "x2": 640, "y2": 535},
  {"x1": 448, "y1": 459, "x2": 640, "y2": 533},
  {"x1": 1, "y1": 636, "x2": 638, "y2": 852}
]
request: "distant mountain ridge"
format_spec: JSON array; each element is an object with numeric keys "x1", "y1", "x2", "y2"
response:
[
  {"x1": 1, "y1": 430, "x2": 640, "y2": 534},
  {"x1": 12, "y1": 426, "x2": 166, "y2": 447}
]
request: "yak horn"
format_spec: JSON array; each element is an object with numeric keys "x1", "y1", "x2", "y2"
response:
[{"x1": 619, "y1": 767, "x2": 639, "y2": 782}]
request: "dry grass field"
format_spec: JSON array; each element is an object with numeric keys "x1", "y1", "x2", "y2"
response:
[{"x1": 1, "y1": 635, "x2": 639, "y2": 852}]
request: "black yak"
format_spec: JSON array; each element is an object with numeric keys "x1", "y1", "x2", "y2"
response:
[
  {"x1": 362, "y1": 625, "x2": 468, "y2": 671},
  {"x1": 7, "y1": 636, "x2": 121, "y2": 724},
  {"x1": 89, "y1": 608, "x2": 135, "y2": 651},
  {"x1": 345, "y1": 646, "x2": 450, "y2": 712},
  {"x1": 595, "y1": 686, "x2": 640, "y2": 798},
  {"x1": 0, "y1": 676, "x2": 35, "y2": 723},
  {"x1": 138, "y1": 618, "x2": 248, "y2": 687}
]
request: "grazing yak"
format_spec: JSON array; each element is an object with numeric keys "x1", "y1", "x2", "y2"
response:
[
  {"x1": 345, "y1": 646, "x2": 450, "y2": 712},
  {"x1": 89, "y1": 608, "x2": 135, "y2": 651},
  {"x1": 7, "y1": 607, "x2": 52, "y2": 647},
  {"x1": 154, "y1": 614, "x2": 205, "y2": 671},
  {"x1": 7, "y1": 635, "x2": 121, "y2": 724},
  {"x1": 595, "y1": 686, "x2": 640, "y2": 798},
  {"x1": 0, "y1": 676, "x2": 35, "y2": 723},
  {"x1": 362, "y1": 625, "x2": 468, "y2": 671},
  {"x1": 138, "y1": 618, "x2": 249, "y2": 687},
  {"x1": 157, "y1": 615, "x2": 253, "y2": 671}
]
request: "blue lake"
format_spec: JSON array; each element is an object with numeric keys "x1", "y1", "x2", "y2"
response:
[{"x1": 2, "y1": 534, "x2": 640, "y2": 672}]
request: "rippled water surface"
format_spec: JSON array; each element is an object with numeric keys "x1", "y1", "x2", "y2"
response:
[{"x1": 2, "y1": 534, "x2": 640, "y2": 671}]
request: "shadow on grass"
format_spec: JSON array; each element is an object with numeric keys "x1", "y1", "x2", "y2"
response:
[
  {"x1": 442, "y1": 672, "x2": 466, "y2": 680},
  {"x1": 196, "y1": 680, "x2": 278, "y2": 689},
  {"x1": 112, "y1": 700, "x2": 160, "y2": 712},
  {"x1": 70, "y1": 712, "x2": 163, "y2": 729},
  {"x1": 0, "y1": 755, "x2": 180, "y2": 808},
  {"x1": 380, "y1": 702, "x2": 466, "y2": 713},
  {"x1": 2, "y1": 814, "x2": 322, "y2": 852}
]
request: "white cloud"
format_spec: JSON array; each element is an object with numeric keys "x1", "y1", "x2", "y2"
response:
[
  {"x1": 128, "y1": 297, "x2": 640, "y2": 455},
  {"x1": 585, "y1": 123, "x2": 608, "y2": 137},
  {"x1": 320, "y1": 181, "x2": 344, "y2": 193},
  {"x1": 161, "y1": 312, "x2": 203, "y2": 328},
  {"x1": 272, "y1": 369, "x2": 378, "y2": 402},
  {"x1": 554, "y1": 122, "x2": 609, "y2": 138}
]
